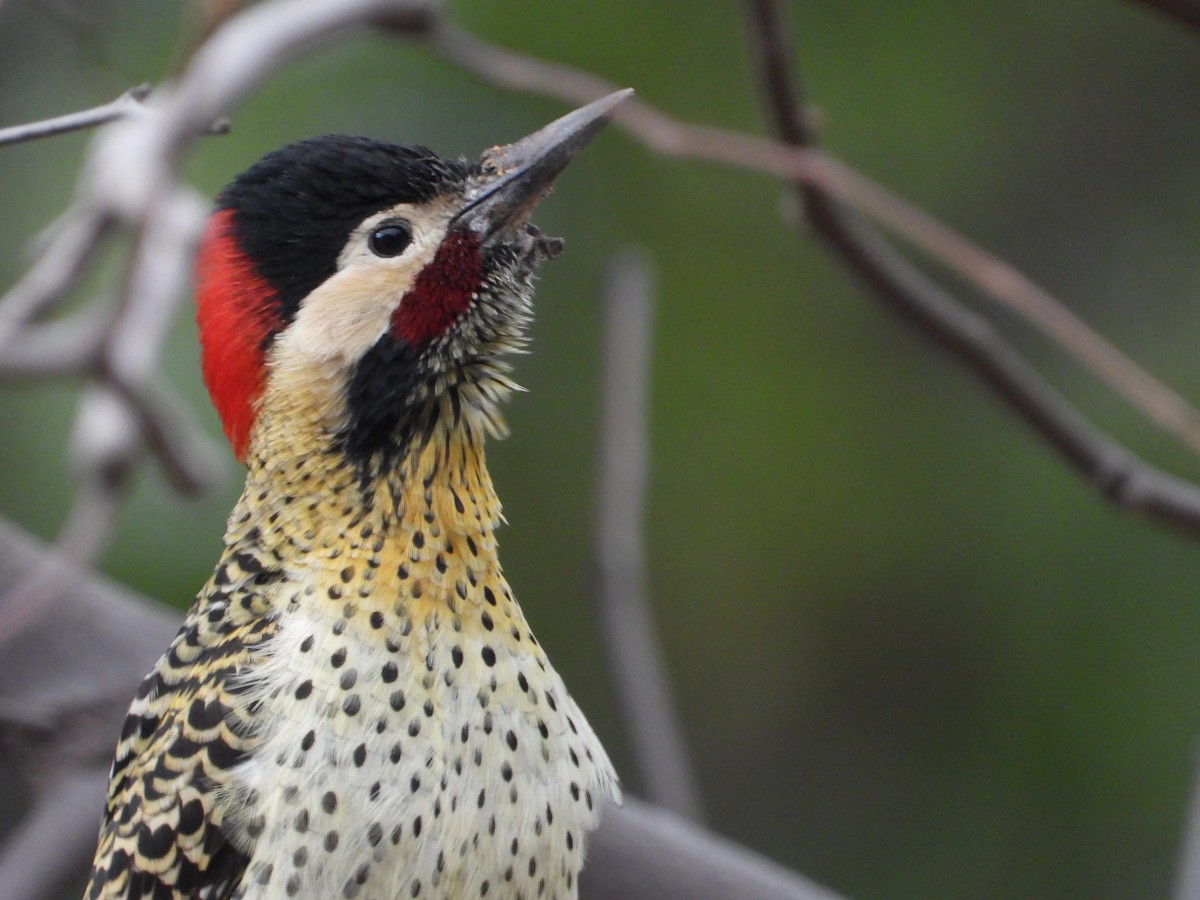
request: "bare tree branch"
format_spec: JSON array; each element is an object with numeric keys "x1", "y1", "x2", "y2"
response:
[
  {"x1": 732, "y1": 0, "x2": 1200, "y2": 536},
  {"x1": 584, "y1": 797, "x2": 845, "y2": 900},
  {"x1": 593, "y1": 249, "x2": 704, "y2": 823},
  {"x1": 0, "y1": 84, "x2": 151, "y2": 147},
  {"x1": 794, "y1": 152, "x2": 1200, "y2": 456},
  {"x1": 155, "y1": 0, "x2": 437, "y2": 157}
]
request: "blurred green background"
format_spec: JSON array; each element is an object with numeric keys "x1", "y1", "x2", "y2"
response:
[{"x1": 5, "y1": 1, "x2": 1200, "y2": 897}]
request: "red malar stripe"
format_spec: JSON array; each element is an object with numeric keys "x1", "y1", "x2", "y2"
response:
[
  {"x1": 194, "y1": 208, "x2": 282, "y2": 462},
  {"x1": 391, "y1": 230, "x2": 483, "y2": 345}
]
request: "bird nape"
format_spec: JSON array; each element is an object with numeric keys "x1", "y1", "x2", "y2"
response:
[{"x1": 85, "y1": 90, "x2": 631, "y2": 900}]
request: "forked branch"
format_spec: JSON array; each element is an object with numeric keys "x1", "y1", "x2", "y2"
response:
[{"x1": 738, "y1": 0, "x2": 1200, "y2": 536}]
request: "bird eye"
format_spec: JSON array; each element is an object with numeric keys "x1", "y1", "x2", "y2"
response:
[{"x1": 368, "y1": 220, "x2": 413, "y2": 258}]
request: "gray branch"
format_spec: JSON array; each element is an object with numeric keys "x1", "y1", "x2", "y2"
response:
[
  {"x1": 0, "y1": 84, "x2": 151, "y2": 147},
  {"x1": 593, "y1": 250, "x2": 704, "y2": 822}
]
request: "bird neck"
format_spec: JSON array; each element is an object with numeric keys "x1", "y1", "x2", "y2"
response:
[{"x1": 227, "y1": 379, "x2": 506, "y2": 617}]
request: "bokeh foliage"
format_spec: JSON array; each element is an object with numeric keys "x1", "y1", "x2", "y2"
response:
[{"x1": 3, "y1": 1, "x2": 1200, "y2": 897}]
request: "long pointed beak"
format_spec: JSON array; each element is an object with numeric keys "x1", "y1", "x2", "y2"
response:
[{"x1": 453, "y1": 89, "x2": 633, "y2": 244}]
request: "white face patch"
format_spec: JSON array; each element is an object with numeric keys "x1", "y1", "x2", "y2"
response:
[{"x1": 274, "y1": 198, "x2": 459, "y2": 366}]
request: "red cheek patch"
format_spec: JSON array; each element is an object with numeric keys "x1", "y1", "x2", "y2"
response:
[
  {"x1": 195, "y1": 208, "x2": 283, "y2": 461},
  {"x1": 390, "y1": 230, "x2": 482, "y2": 345}
]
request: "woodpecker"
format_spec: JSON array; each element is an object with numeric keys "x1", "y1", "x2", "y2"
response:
[{"x1": 85, "y1": 91, "x2": 629, "y2": 900}]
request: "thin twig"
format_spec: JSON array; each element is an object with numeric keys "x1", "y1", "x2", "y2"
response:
[
  {"x1": 430, "y1": 22, "x2": 1200, "y2": 462},
  {"x1": 804, "y1": 152, "x2": 1200, "y2": 454},
  {"x1": 735, "y1": 0, "x2": 1200, "y2": 536},
  {"x1": 593, "y1": 249, "x2": 704, "y2": 823},
  {"x1": 0, "y1": 84, "x2": 151, "y2": 147}
]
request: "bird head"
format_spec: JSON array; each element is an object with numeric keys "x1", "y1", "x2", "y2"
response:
[{"x1": 195, "y1": 90, "x2": 630, "y2": 485}]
